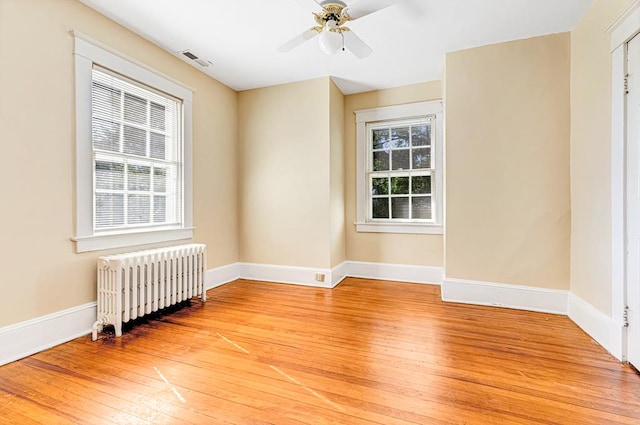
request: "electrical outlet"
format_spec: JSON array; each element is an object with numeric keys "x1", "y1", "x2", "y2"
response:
[{"x1": 315, "y1": 273, "x2": 325, "y2": 282}]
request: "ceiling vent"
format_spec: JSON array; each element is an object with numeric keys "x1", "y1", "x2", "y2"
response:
[{"x1": 181, "y1": 50, "x2": 212, "y2": 68}]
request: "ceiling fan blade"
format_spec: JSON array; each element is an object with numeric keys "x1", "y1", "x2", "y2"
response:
[
  {"x1": 344, "y1": 0, "x2": 401, "y2": 20},
  {"x1": 278, "y1": 29, "x2": 319, "y2": 53},
  {"x1": 343, "y1": 30, "x2": 373, "y2": 59}
]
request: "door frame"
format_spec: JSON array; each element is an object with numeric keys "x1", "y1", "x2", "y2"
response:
[{"x1": 610, "y1": 1, "x2": 640, "y2": 362}]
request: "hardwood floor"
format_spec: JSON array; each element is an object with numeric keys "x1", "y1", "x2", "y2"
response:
[{"x1": 0, "y1": 277, "x2": 638, "y2": 424}]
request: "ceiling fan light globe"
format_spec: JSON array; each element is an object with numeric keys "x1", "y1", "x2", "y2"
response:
[{"x1": 318, "y1": 29, "x2": 343, "y2": 55}]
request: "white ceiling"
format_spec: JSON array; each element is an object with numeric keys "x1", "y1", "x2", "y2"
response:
[{"x1": 79, "y1": 0, "x2": 593, "y2": 95}]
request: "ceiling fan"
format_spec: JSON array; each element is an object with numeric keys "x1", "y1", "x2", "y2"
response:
[{"x1": 278, "y1": 0, "x2": 401, "y2": 58}]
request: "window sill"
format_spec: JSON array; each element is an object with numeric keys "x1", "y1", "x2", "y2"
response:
[
  {"x1": 355, "y1": 222, "x2": 443, "y2": 235},
  {"x1": 72, "y1": 227, "x2": 194, "y2": 253}
]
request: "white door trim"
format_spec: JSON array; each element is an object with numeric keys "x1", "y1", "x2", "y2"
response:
[
  {"x1": 610, "y1": 2, "x2": 640, "y2": 362},
  {"x1": 609, "y1": 1, "x2": 640, "y2": 51}
]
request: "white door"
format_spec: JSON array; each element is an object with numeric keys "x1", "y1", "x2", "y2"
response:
[{"x1": 626, "y1": 33, "x2": 640, "y2": 369}]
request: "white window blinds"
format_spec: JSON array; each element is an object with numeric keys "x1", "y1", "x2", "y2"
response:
[{"x1": 91, "y1": 66, "x2": 183, "y2": 232}]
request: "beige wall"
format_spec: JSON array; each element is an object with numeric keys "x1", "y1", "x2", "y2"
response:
[
  {"x1": 0, "y1": 0, "x2": 238, "y2": 327},
  {"x1": 570, "y1": 0, "x2": 634, "y2": 314},
  {"x1": 330, "y1": 80, "x2": 346, "y2": 267},
  {"x1": 3, "y1": 0, "x2": 625, "y2": 332},
  {"x1": 238, "y1": 78, "x2": 334, "y2": 269},
  {"x1": 344, "y1": 82, "x2": 444, "y2": 266},
  {"x1": 445, "y1": 33, "x2": 571, "y2": 289}
]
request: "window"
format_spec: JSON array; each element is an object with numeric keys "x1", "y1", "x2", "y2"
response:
[
  {"x1": 92, "y1": 68, "x2": 181, "y2": 231},
  {"x1": 72, "y1": 33, "x2": 193, "y2": 252},
  {"x1": 355, "y1": 101, "x2": 443, "y2": 234}
]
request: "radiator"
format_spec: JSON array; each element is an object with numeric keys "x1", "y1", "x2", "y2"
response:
[{"x1": 92, "y1": 243, "x2": 207, "y2": 340}]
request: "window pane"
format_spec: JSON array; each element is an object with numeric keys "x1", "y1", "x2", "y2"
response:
[
  {"x1": 95, "y1": 193, "x2": 124, "y2": 228},
  {"x1": 95, "y1": 161, "x2": 124, "y2": 190},
  {"x1": 150, "y1": 102, "x2": 166, "y2": 131},
  {"x1": 124, "y1": 93, "x2": 147, "y2": 124},
  {"x1": 411, "y1": 124, "x2": 431, "y2": 146},
  {"x1": 154, "y1": 195, "x2": 166, "y2": 223},
  {"x1": 128, "y1": 164, "x2": 150, "y2": 191},
  {"x1": 412, "y1": 196, "x2": 432, "y2": 219},
  {"x1": 123, "y1": 125, "x2": 146, "y2": 156},
  {"x1": 412, "y1": 175, "x2": 431, "y2": 194},
  {"x1": 128, "y1": 194, "x2": 150, "y2": 224},
  {"x1": 93, "y1": 118, "x2": 120, "y2": 152},
  {"x1": 390, "y1": 177, "x2": 409, "y2": 195},
  {"x1": 373, "y1": 151, "x2": 389, "y2": 171},
  {"x1": 92, "y1": 82, "x2": 120, "y2": 120},
  {"x1": 412, "y1": 147, "x2": 431, "y2": 169},
  {"x1": 150, "y1": 132, "x2": 165, "y2": 159},
  {"x1": 391, "y1": 127, "x2": 410, "y2": 148},
  {"x1": 372, "y1": 177, "x2": 388, "y2": 195},
  {"x1": 154, "y1": 167, "x2": 167, "y2": 192},
  {"x1": 391, "y1": 149, "x2": 410, "y2": 170},
  {"x1": 372, "y1": 198, "x2": 389, "y2": 219},
  {"x1": 392, "y1": 197, "x2": 409, "y2": 219},
  {"x1": 372, "y1": 129, "x2": 389, "y2": 150}
]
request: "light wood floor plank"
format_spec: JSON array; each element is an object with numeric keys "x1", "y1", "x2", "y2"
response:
[{"x1": 1, "y1": 278, "x2": 638, "y2": 424}]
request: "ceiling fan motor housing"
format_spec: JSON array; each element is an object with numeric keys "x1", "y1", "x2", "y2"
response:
[{"x1": 313, "y1": 2, "x2": 350, "y2": 28}]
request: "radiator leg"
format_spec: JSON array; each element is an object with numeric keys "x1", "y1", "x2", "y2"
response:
[
  {"x1": 92, "y1": 316, "x2": 110, "y2": 341},
  {"x1": 115, "y1": 324, "x2": 122, "y2": 337},
  {"x1": 91, "y1": 320, "x2": 103, "y2": 341}
]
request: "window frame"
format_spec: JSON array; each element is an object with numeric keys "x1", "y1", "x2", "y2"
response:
[
  {"x1": 355, "y1": 101, "x2": 443, "y2": 234},
  {"x1": 72, "y1": 32, "x2": 194, "y2": 253}
]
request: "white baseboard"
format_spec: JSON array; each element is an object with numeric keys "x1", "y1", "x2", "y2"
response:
[
  {"x1": 205, "y1": 263, "x2": 240, "y2": 290},
  {"x1": 0, "y1": 302, "x2": 96, "y2": 367},
  {"x1": 209, "y1": 261, "x2": 443, "y2": 288},
  {"x1": 239, "y1": 262, "x2": 334, "y2": 288},
  {"x1": 331, "y1": 261, "x2": 348, "y2": 288},
  {"x1": 347, "y1": 261, "x2": 443, "y2": 285},
  {"x1": 233, "y1": 261, "x2": 443, "y2": 288},
  {"x1": 441, "y1": 278, "x2": 568, "y2": 315},
  {"x1": 568, "y1": 293, "x2": 624, "y2": 361}
]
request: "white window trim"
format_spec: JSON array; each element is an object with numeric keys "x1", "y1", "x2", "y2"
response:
[
  {"x1": 71, "y1": 32, "x2": 194, "y2": 253},
  {"x1": 355, "y1": 100, "x2": 443, "y2": 234}
]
